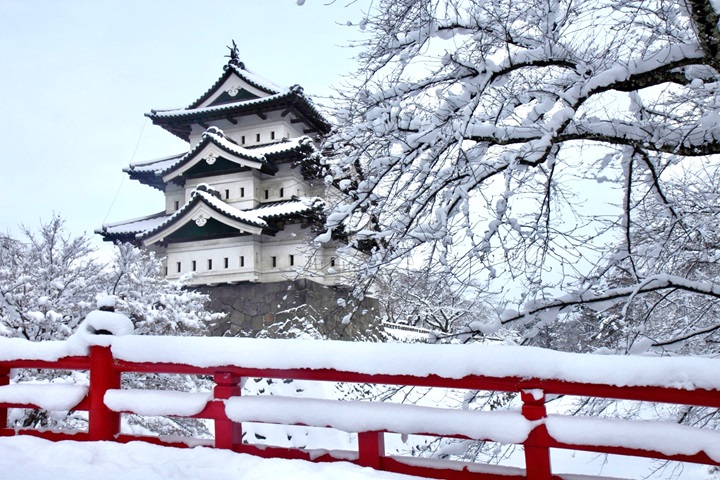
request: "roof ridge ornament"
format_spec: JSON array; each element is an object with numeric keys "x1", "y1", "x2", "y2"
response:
[{"x1": 225, "y1": 40, "x2": 244, "y2": 70}]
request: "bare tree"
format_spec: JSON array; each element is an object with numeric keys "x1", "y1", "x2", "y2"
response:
[{"x1": 324, "y1": 0, "x2": 720, "y2": 353}]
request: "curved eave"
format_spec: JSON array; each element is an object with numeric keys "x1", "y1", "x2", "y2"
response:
[
  {"x1": 253, "y1": 198, "x2": 325, "y2": 229},
  {"x1": 125, "y1": 170, "x2": 166, "y2": 190},
  {"x1": 139, "y1": 194, "x2": 267, "y2": 246},
  {"x1": 160, "y1": 136, "x2": 277, "y2": 183},
  {"x1": 146, "y1": 93, "x2": 331, "y2": 142},
  {"x1": 96, "y1": 211, "x2": 170, "y2": 243}
]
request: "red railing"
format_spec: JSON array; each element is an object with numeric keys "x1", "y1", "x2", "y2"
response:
[{"x1": 1, "y1": 340, "x2": 720, "y2": 480}]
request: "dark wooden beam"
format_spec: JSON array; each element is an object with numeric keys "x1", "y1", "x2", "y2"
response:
[
  {"x1": 226, "y1": 116, "x2": 238, "y2": 125},
  {"x1": 290, "y1": 118, "x2": 304, "y2": 124},
  {"x1": 199, "y1": 121, "x2": 210, "y2": 130},
  {"x1": 280, "y1": 108, "x2": 292, "y2": 117},
  {"x1": 256, "y1": 112, "x2": 267, "y2": 120},
  {"x1": 303, "y1": 128, "x2": 316, "y2": 134}
]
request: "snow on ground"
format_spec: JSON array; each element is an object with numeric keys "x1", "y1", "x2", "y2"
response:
[
  {"x1": 1, "y1": 435, "x2": 715, "y2": 480},
  {"x1": 0, "y1": 436, "x2": 422, "y2": 480}
]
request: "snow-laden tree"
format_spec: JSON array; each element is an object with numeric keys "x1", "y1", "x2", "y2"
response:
[
  {"x1": 374, "y1": 266, "x2": 495, "y2": 336},
  {"x1": 0, "y1": 216, "x2": 221, "y2": 340},
  {"x1": 0, "y1": 217, "x2": 221, "y2": 436},
  {"x1": 324, "y1": 0, "x2": 720, "y2": 353},
  {"x1": 0, "y1": 216, "x2": 104, "y2": 340},
  {"x1": 107, "y1": 243, "x2": 223, "y2": 336}
]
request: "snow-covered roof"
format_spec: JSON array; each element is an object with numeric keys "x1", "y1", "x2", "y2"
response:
[
  {"x1": 145, "y1": 62, "x2": 331, "y2": 142},
  {"x1": 150, "y1": 92, "x2": 292, "y2": 119},
  {"x1": 138, "y1": 187, "x2": 267, "y2": 245},
  {"x1": 156, "y1": 128, "x2": 278, "y2": 181},
  {"x1": 254, "y1": 197, "x2": 324, "y2": 220},
  {"x1": 186, "y1": 63, "x2": 285, "y2": 110},
  {"x1": 124, "y1": 153, "x2": 186, "y2": 174},
  {"x1": 124, "y1": 129, "x2": 317, "y2": 189},
  {"x1": 97, "y1": 184, "x2": 323, "y2": 244},
  {"x1": 96, "y1": 212, "x2": 170, "y2": 239}
]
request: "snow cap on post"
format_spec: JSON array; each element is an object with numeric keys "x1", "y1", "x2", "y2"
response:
[
  {"x1": 67, "y1": 298, "x2": 134, "y2": 354},
  {"x1": 96, "y1": 294, "x2": 117, "y2": 312}
]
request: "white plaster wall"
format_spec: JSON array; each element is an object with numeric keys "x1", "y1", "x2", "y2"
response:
[
  {"x1": 165, "y1": 236, "x2": 258, "y2": 283},
  {"x1": 185, "y1": 171, "x2": 259, "y2": 209},
  {"x1": 188, "y1": 109, "x2": 307, "y2": 147},
  {"x1": 161, "y1": 224, "x2": 344, "y2": 286},
  {"x1": 164, "y1": 182, "x2": 185, "y2": 213},
  {"x1": 255, "y1": 164, "x2": 306, "y2": 202}
]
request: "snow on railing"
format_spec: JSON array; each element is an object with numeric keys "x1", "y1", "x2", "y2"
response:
[{"x1": 1, "y1": 317, "x2": 720, "y2": 480}]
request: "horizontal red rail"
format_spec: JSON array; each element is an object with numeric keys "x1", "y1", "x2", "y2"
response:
[{"x1": 1, "y1": 343, "x2": 719, "y2": 480}]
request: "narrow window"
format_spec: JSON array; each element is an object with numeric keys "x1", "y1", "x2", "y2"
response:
[
  {"x1": 256, "y1": 133, "x2": 261, "y2": 142},
  {"x1": 164, "y1": 266, "x2": 168, "y2": 276},
  {"x1": 240, "y1": 256, "x2": 245, "y2": 267},
  {"x1": 241, "y1": 135, "x2": 246, "y2": 145},
  {"x1": 174, "y1": 200, "x2": 179, "y2": 210},
  {"x1": 330, "y1": 257, "x2": 336, "y2": 267},
  {"x1": 272, "y1": 256, "x2": 277, "y2": 268},
  {"x1": 192, "y1": 260, "x2": 197, "y2": 272},
  {"x1": 224, "y1": 257, "x2": 229, "y2": 268},
  {"x1": 208, "y1": 259, "x2": 213, "y2": 270},
  {"x1": 279, "y1": 187, "x2": 284, "y2": 198},
  {"x1": 240, "y1": 187, "x2": 245, "y2": 197},
  {"x1": 225, "y1": 189, "x2": 230, "y2": 199},
  {"x1": 271, "y1": 131, "x2": 276, "y2": 140},
  {"x1": 176, "y1": 262, "x2": 181, "y2": 273},
  {"x1": 264, "y1": 189, "x2": 269, "y2": 200},
  {"x1": 289, "y1": 255, "x2": 294, "y2": 266}
]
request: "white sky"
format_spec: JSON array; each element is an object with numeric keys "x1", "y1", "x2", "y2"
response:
[{"x1": 0, "y1": 0, "x2": 364, "y2": 253}]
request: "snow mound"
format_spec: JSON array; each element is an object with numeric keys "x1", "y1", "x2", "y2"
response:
[{"x1": 67, "y1": 310, "x2": 134, "y2": 353}]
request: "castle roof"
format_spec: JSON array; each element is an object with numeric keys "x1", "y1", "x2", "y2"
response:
[
  {"x1": 124, "y1": 128, "x2": 317, "y2": 190},
  {"x1": 97, "y1": 185, "x2": 325, "y2": 245},
  {"x1": 145, "y1": 63, "x2": 331, "y2": 142}
]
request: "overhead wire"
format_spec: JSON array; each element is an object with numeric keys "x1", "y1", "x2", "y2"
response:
[{"x1": 102, "y1": 118, "x2": 149, "y2": 225}]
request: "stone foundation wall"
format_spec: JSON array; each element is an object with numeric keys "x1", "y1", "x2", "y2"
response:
[{"x1": 198, "y1": 279, "x2": 380, "y2": 340}]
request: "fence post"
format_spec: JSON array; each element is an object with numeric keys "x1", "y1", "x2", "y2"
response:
[
  {"x1": 0, "y1": 366, "x2": 9, "y2": 429},
  {"x1": 88, "y1": 345, "x2": 121, "y2": 441},
  {"x1": 214, "y1": 372, "x2": 242, "y2": 450},
  {"x1": 358, "y1": 431, "x2": 385, "y2": 470},
  {"x1": 522, "y1": 389, "x2": 551, "y2": 480}
]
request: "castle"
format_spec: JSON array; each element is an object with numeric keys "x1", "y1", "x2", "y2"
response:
[{"x1": 97, "y1": 45, "x2": 377, "y2": 339}]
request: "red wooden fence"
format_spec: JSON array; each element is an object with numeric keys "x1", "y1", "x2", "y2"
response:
[{"x1": 1, "y1": 343, "x2": 719, "y2": 480}]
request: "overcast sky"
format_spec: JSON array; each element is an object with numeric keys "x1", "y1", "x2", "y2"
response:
[{"x1": 0, "y1": 1, "x2": 364, "y2": 254}]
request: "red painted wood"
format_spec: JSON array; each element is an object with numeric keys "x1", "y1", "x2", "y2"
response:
[
  {"x1": 538, "y1": 430, "x2": 720, "y2": 466},
  {"x1": 88, "y1": 346, "x2": 120, "y2": 441},
  {"x1": 521, "y1": 390, "x2": 552, "y2": 480},
  {"x1": 3, "y1": 343, "x2": 720, "y2": 479},
  {"x1": 113, "y1": 361, "x2": 720, "y2": 408},
  {"x1": 0, "y1": 357, "x2": 91, "y2": 371},
  {"x1": 213, "y1": 372, "x2": 242, "y2": 449},
  {"x1": 358, "y1": 431, "x2": 385, "y2": 469},
  {"x1": 0, "y1": 428, "x2": 89, "y2": 442},
  {"x1": 0, "y1": 367, "x2": 9, "y2": 429}
]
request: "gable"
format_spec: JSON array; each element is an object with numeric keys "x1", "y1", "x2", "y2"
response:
[
  {"x1": 207, "y1": 89, "x2": 259, "y2": 106},
  {"x1": 197, "y1": 73, "x2": 271, "y2": 109},
  {"x1": 183, "y1": 156, "x2": 252, "y2": 179},
  {"x1": 165, "y1": 217, "x2": 247, "y2": 242},
  {"x1": 161, "y1": 140, "x2": 272, "y2": 183}
]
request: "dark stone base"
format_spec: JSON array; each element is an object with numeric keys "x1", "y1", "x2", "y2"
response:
[{"x1": 197, "y1": 279, "x2": 381, "y2": 340}]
